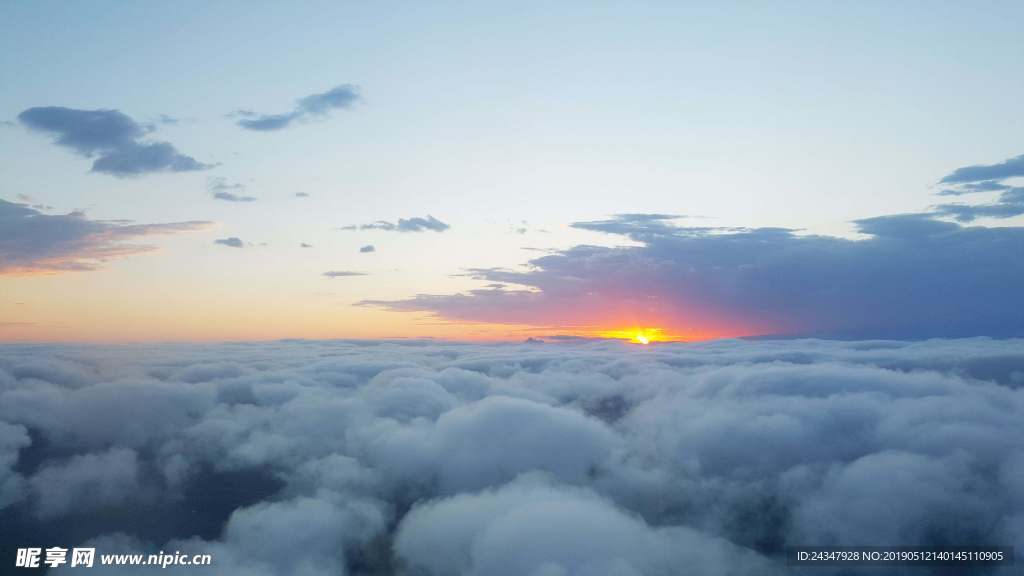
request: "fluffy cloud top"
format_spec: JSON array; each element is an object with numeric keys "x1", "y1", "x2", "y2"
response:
[
  {"x1": 234, "y1": 85, "x2": 360, "y2": 131},
  {"x1": 0, "y1": 198, "x2": 211, "y2": 274},
  {"x1": 395, "y1": 475, "x2": 772, "y2": 576},
  {"x1": 17, "y1": 107, "x2": 210, "y2": 177},
  {"x1": 1, "y1": 339, "x2": 1022, "y2": 575}
]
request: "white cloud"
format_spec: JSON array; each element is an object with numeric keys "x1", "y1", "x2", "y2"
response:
[{"x1": 1, "y1": 338, "x2": 1022, "y2": 574}]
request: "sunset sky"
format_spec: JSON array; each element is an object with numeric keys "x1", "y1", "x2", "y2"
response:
[{"x1": 3, "y1": 1, "x2": 1024, "y2": 342}]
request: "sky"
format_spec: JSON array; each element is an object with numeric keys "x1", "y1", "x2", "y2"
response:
[{"x1": 2, "y1": 1, "x2": 1024, "y2": 342}]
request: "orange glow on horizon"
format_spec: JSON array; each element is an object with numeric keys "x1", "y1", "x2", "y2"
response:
[{"x1": 597, "y1": 327, "x2": 670, "y2": 344}]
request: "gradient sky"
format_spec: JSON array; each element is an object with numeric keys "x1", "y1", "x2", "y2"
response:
[{"x1": 2, "y1": 1, "x2": 1024, "y2": 342}]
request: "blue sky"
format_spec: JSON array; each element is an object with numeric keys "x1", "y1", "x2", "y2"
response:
[{"x1": 2, "y1": 1, "x2": 1023, "y2": 341}]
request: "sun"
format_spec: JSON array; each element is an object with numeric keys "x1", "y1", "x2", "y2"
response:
[{"x1": 596, "y1": 327, "x2": 669, "y2": 344}]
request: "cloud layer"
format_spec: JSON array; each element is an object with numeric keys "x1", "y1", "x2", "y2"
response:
[
  {"x1": 17, "y1": 107, "x2": 210, "y2": 177},
  {"x1": 0, "y1": 339, "x2": 1021, "y2": 575},
  {"x1": 234, "y1": 85, "x2": 360, "y2": 132},
  {"x1": 0, "y1": 199, "x2": 210, "y2": 274},
  {"x1": 366, "y1": 213, "x2": 1024, "y2": 339}
]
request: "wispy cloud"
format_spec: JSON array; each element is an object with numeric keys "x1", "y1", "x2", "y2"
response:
[
  {"x1": 934, "y1": 153, "x2": 1024, "y2": 221},
  {"x1": 323, "y1": 270, "x2": 366, "y2": 278},
  {"x1": 341, "y1": 215, "x2": 449, "y2": 233},
  {"x1": 936, "y1": 188, "x2": 1024, "y2": 222},
  {"x1": 1, "y1": 198, "x2": 210, "y2": 274},
  {"x1": 14, "y1": 193, "x2": 52, "y2": 211},
  {"x1": 233, "y1": 85, "x2": 360, "y2": 132},
  {"x1": 17, "y1": 107, "x2": 210, "y2": 177},
  {"x1": 209, "y1": 178, "x2": 257, "y2": 203},
  {"x1": 214, "y1": 237, "x2": 244, "y2": 248}
]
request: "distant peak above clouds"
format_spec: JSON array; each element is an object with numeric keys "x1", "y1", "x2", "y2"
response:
[
  {"x1": 17, "y1": 106, "x2": 210, "y2": 177},
  {"x1": 232, "y1": 84, "x2": 360, "y2": 132}
]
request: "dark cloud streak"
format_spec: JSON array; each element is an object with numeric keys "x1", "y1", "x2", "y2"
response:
[
  {"x1": 214, "y1": 237, "x2": 244, "y2": 248},
  {"x1": 939, "y1": 153, "x2": 1024, "y2": 184},
  {"x1": 234, "y1": 85, "x2": 360, "y2": 132}
]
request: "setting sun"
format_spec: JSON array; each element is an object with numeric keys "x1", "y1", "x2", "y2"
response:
[{"x1": 597, "y1": 327, "x2": 668, "y2": 344}]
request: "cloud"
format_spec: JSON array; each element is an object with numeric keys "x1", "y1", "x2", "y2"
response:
[
  {"x1": 295, "y1": 192, "x2": 310, "y2": 198},
  {"x1": 939, "y1": 153, "x2": 1024, "y2": 185},
  {"x1": 17, "y1": 107, "x2": 210, "y2": 177},
  {"x1": 937, "y1": 180, "x2": 1012, "y2": 196},
  {"x1": 932, "y1": 153, "x2": 1024, "y2": 222},
  {"x1": 13, "y1": 193, "x2": 52, "y2": 211},
  {"x1": 30, "y1": 448, "x2": 141, "y2": 520},
  {"x1": 341, "y1": 215, "x2": 450, "y2": 233},
  {"x1": 209, "y1": 178, "x2": 257, "y2": 203},
  {"x1": 0, "y1": 199, "x2": 211, "y2": 275},
  {"x1": 1, "y1": 339, "x2": 1023, "y2": 574},
  {"x1": 214, "y1": 237, "x2": 244, "y2": 248},
  {"x1": 396, "y1": 474, "x2": 772, "y2": 576},
  {"x1": 0, "y1": 422, "x2": 29, "y2": 509},
  {"x1": 936, "y1": 187, "x2": 1024, "y2": 222},
  {"x1": 155, "y1": 114, "x2": 181, "y2": 126},
  {"x1": 234, "y1": 112, "x2": 298, "y2": 132},
  {"x1": 234, "y1": 85, "x2": 360, "y2": 132},
  {"x1": 300, "y1": 243, "x2": 313, "y2": 248},
  {"x1": 359, "y1": 244, "x2": 375, "y2": 253},
  {"x1": 365, "y1": 212, "x2": 1024, "y2": 339},
  {"x1": 323, "y1": 270, "x2": 366, "y2": 278},
  {"x1": 572, "y1": 212, "x2": 690, "y2": 237}
]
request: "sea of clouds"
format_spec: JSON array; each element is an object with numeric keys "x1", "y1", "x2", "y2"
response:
[{"x1": 1, "y1": 338, "x2": 1023, "y2": 575}]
